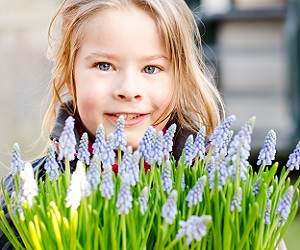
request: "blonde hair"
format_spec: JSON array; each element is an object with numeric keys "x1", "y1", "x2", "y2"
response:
[{"x1": 43, "y1": 0, "x2": 225, "y2": 140}]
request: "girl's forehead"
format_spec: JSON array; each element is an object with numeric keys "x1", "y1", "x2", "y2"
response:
[{"x1": 78, "y1": 5, "x2": 169, "y2": 59}]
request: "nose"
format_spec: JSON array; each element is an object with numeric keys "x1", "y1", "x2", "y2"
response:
[{"x1": 112, "y1": 70, "x2": 143, "y2": 102}]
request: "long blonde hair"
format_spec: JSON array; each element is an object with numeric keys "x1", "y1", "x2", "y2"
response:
[{"x1": 43, "y1": 0, "x2": 225, "y2": 141}]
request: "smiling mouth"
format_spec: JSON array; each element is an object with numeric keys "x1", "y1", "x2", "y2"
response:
[{"x1": 105, "y1": 113, "x2": 150, "y2": 127}]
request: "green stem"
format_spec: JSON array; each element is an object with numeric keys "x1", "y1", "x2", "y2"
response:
[{"x1": 121, "y1": 215, "x2": 127, "y2": 250}]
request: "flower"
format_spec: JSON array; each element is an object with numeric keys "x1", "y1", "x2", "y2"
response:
[
  {"x1": 227, "y1": 117, "x2": 255, "y2": 181},
  {"x1": 112, "y1": 115, "x2": 127, "y2": 151},
  {"x1": 183, "y1": 135, "x2": 194, "y2": 166},
  {"x1": 277, "y1": 186, "x2": 294, "y2": 223},
  {"x1": 119, "y1": 146, "x2": 139, "y2": 186},
  {"x1": 65, "y1": 161, "x2": 91, "y2": 209},
  {"x1": 139, "y1": 186, "x2": 149, "y2": 215},
  {"x1": 161, "y1": 160, "x2": 173, "y2": 194},
  {"x1": 286, "y1": 141, "x2": 300, "y2": 171},
  {"x1": 264, "y1": 199, "x2": 271, "y2": 225},
  {"x1": 87, "y1": 155, "x2": 101, "y2": 189},
  {"x1": 18, "y1": 162, "x2": 38, "y2": 208},
  {"x1": 44, "y1": 144, "x2": 61, "y2": 181},
  {"x1": 186, "y1": 176, "x2": 206, "y2": 208},
  {"x1": 163, "y1": 123, "x2": 177, "y2": 159},
  {"x1": 257, "y1": 130, "x2": 277, "y2": 166},
  {"x1": 100, "y1": 164, "x2": 115, "y2": 200},
  {"x1": 11, "y1": 143, "x2": 24, "y2": 175},
  {"x1": 116, "y1": 174, "x2": 133, "y2": 215},
  {"x1": 138, "y1": 126, "x2": 155, "y2": 165},
  {"x1": 152, "y1": 131, "x2": 164, "y2": 165},
  {"x1": 207, "y1": 150, "x2": 227, "y2": 190},
  {"x1": 176, "y1": 215, "x2": 212, "y2": 245},
  {"x1": 230, "y1": 187, "x2": 242, "y2": 212},
  {"x1": 193, "y1": 127, "x2": 206, "y2": 160},
  {"x1": 101, "y1": 135, "x2": 116, "y2": 166},
  {"x1": 77, "y1": 132, "x2": 90, "y2": 165},
  {"x1": 58, "y1": 116, "x2": 76, "y2": 161},
  {"x1": 92, "y1": 124, "x2": 106, "y2": 157},
  {"x1": 162, "y1": 190, "x2": 178, "y2": 224}
]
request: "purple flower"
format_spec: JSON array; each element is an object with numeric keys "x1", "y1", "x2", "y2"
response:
[
  {"x1": 207, "y1": 150, "x2": 227, "y2": 190},
  {"x1": 163, "y1": 124, "x2": 177, "y2": 159},
  {"x1": 183, "y1": 135, "x2": 194, "y2": 166},
  {"x1": 138, "y1": 126, "x2": 155, "y2": 164},
  {"x1": 101, "y1": 135, "x2": 116, "y2": 166},
  {"x1": 257, "y1": 130, "x2": 277, "y2": 166},
  {"x1": 44, "y1": 144, "x2": 60, "y2": 181},
  {"x1": 286, "y1": 141, "x2": 300, "y2": 171},
  {"x1": 113, "y1": 115, "x2": 127, "y2": 151},
  {"x1": 116, "y1": 174, "x2": 133, "y2": 215},
  {"x1": 264, "y1": 199, "x2": 271, "y2": 225},
  {"x1": 193, "y1": 127, "x2": 206, "y2": 160},
  {"x1": 77, "y1": 132, "x2": 90, "y2": 165},
  {"x1": 153, "y1": 131, "x2": 164, "y2": 165},
  {"x1": 58, "y1": 116, "x2": 76, "y2": 161},
  {"x1": 162, "y1": 190, "x2": 178, "y2": 224},
  {"x1": 100, "y1": 164, "x2": 115, "y2": 200},
  {"x1": 277, "y1": 186, "x2": 294, "y2": 223},
  {"x1": 92, "y1": 124, "x2": 106, "y2": 157},
  {"x1": 139, "y1": 186, "x2": 149, "y2": 215},
  {"x1": 161, "y1": 160, "x2": 173, "y2": 194},
  {"x1": 176, "y1": 215, "x2": 212, "y2": 245},
  {"x1": 230, "y1": 187, "x2": 242, "y2": 212},
  {"x1": 186, "y1": 176, "x2": 206, "y2": 208},
  {"x1": 119, "y1": 147, "x2": 139, "y2": 186},
  {"x1": 11, "y1": 143, "x2": 24, "y2": 175},
  {"x1": 87, "y1": 155, "x2": 101, "y2": 189}
]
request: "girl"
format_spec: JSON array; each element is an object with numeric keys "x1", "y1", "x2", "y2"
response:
[{"x1": 1, "y1": 0, "x2": 222, "y2": 248}]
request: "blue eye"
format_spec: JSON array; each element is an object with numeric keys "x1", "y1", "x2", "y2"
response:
[
  {"x1": 144, "y1": 65, "x2": 161, "y2": 74},
  {"x1": 97, "y1": 62, "x2": 111, "y2": 71}
]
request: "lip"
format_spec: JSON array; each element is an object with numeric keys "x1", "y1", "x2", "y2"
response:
[{"x1": 104, "y1": 113, "x2": 150, "y2": 127}]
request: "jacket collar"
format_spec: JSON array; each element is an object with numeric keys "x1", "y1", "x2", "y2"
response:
[{"x1": 50, "y1": 102, "x2": 196, "y2": 161}]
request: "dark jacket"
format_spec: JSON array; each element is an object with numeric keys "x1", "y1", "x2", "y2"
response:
[{"x1": 0, "y1": 102, "x2": 196, "y2": 249}]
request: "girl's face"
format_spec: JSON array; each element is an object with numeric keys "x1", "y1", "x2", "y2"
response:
[{"x1": 73, "y1": 5, "x2": 173, "y2": 149}]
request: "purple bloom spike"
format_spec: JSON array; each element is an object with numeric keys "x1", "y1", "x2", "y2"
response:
[
  {"x1": 277, "y1": 186, "x2": 294, "y2": 223},
  {"x1": 44, "y1": 144, "x2": 60, "y2": 181},
  {"x1": 92, "y1": 124, "x2": 106, "y2": 157},
  {"x1": 153, "y1": 131, "x2": 164, "y2": 165},
  {"x1": 11, "y1": 143, "x2": 24, "y2": 175},
  {"x1": 139, "y1": 186, "x2": 149, "y2": 215},
  {"x1": 101, "y1": 135, "x2": 116, "y2": 166},
  {"x1": 163, "y1": 124, "x2": 177, "y2": 159},
  {"x1": 183, "y1": 135, "x2": 194, "y2": 166},
  {"x1": 161, "y1": 160, "x2": 173, "y2": 194},
  {"x1": 116, "y1": 174, "x2": 133, "y2": 214},
  {"x1": 257, "y1": 130, "x2": 277, "y2": 166},
  {"x1": 230, "y1": 187, "x2": 242, "y2": 212},
  {"x1": 100, "y1": 164, "x2": 115, "y2": 200},
  {"x1": 286, "y1": 141, "x2": 300, "y2": 171},
  {"x1": 58, "y1": 116, "x2": 76, "y2": 161},
  {"x1": 87, "y1": 155, "x2": 101, "y2": 189},
  {"x1": 193, "y1": 126, "x2": 206, "y2": 160},
  {"x1": 138, "y1": 126, "x2": 155, "y2": 164},
  {"x1": 77, "y1": 132, "x2": 90, "y2": 165},
  {"x1": 113, "y1": 115, "x2": 127, "y2": 151},
  {"x1": 186, "y1": 176, "x2": 206, "y2": 208},
  {"x1": 176, "y1": 215, "x2": 212, "y2": 245},
  {"x1": 208, "y1": 150, "x2": 228, "y2": 190},
  {"x1": 162, "y1": 190, "x2": 178, "y2": 224}
]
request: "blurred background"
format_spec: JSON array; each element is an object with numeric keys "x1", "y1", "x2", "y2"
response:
[{"x1": 0, "y1": 0, "x2": 299, "y2": 248}]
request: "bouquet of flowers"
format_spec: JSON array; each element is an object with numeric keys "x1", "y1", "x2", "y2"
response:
[{"x1": 0, "y1": 115, "x2": 299, "y2": 250}]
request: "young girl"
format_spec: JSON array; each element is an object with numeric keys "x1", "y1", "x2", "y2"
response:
[{"x1": 1, "y1": 0, "x2": 223, "y2": 248}]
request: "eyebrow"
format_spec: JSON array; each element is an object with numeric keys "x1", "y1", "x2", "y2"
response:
[{"x1": 85, "y1": 51, "x2": 169, "y2": 61}]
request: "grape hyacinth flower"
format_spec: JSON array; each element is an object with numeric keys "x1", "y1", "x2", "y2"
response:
[
  {"x1": 176, "y1": 215, "x2": 212, "y2": 245},
  {"x1": 65, "y1": 161, "x2": 91, "y2": 209},
  {"x1": 116, "y1": 174, "x2": 133, "y2": 215},
  {"x1": 277, "y1": 186, "x2": 294, "y2": 223},
  {"x1": 138, "y1": 126, "x2": 155, "y2": 164},
  {"x1": 227, "y1": 117, "x2": 255, "y2": 181},
  {"x1": 58, "y1": 116, "x2": 76, "y2": 161},
  {"x1": 183, "y1": 135, "x2": 194, "y2": 166},
  {"x1": 101, "y1": 135, "x2": 116, "y2": 167},
  {"x1": 286, "y1": 141, "x2": 300, "y2": 171},
  {"x1": 87, "y1": 155, "x2": 101, "y2": 189},
  {"x1": 230, "y1": 187, "x2": 242, "y2": 212},
  {"x1": 77, "y1": 132, "x2": 90, "y2": 165},
  {"x1": 138, "y1": 186, "x2": 149, "y2": 215},
  {"x1": 92, "y1": 124, "x2": 106, "y2": 157},
  {"x1": 207, "y1": 150, "x2": 227, "y2": 190},
  {"x1": 161, "y1": 160, "x2": 173, "y2": 194},
  {"x1": 253, "y1": 179, "x2": 260, "y2": 197},
  {"x1": 162, "y1": 190, "x2": 178, "y2": 224},
  {"x1": 181, "y1": 174, "x2": 186, "y2": 190},
  {"x1": 193, "y1": 126, "x2": 206, "y2": 160},
  {"x1": 100, "y1": 164, "x2": 115, "y2": 200},
  {"x1": 186, "y1": 176, "x2": 206, "y2": 208},
  {"x1": 18, "y1": 162, "x2": 38, "y2": 208},
  {"x1": 11, "y1": 143, "x2": 24, "y2": 176},
  {"x1": 152, "y1": 131, "x2": 164, "y2": 165},
  {"x1": 257, "y1": 130, "x2": 277, "y2": 166},
  {"x1": 163, "y1": 123, "x2": 177, "y2": 159},
  {"x1": 119, "y1": 147, "x2": 139, "y2": 186},
  {"x1": 113, "y1": 115, "x2": 127, "y2": 151},
  {"x1": 44, "y1": 144, "x2": 61, "y2": 181}
]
